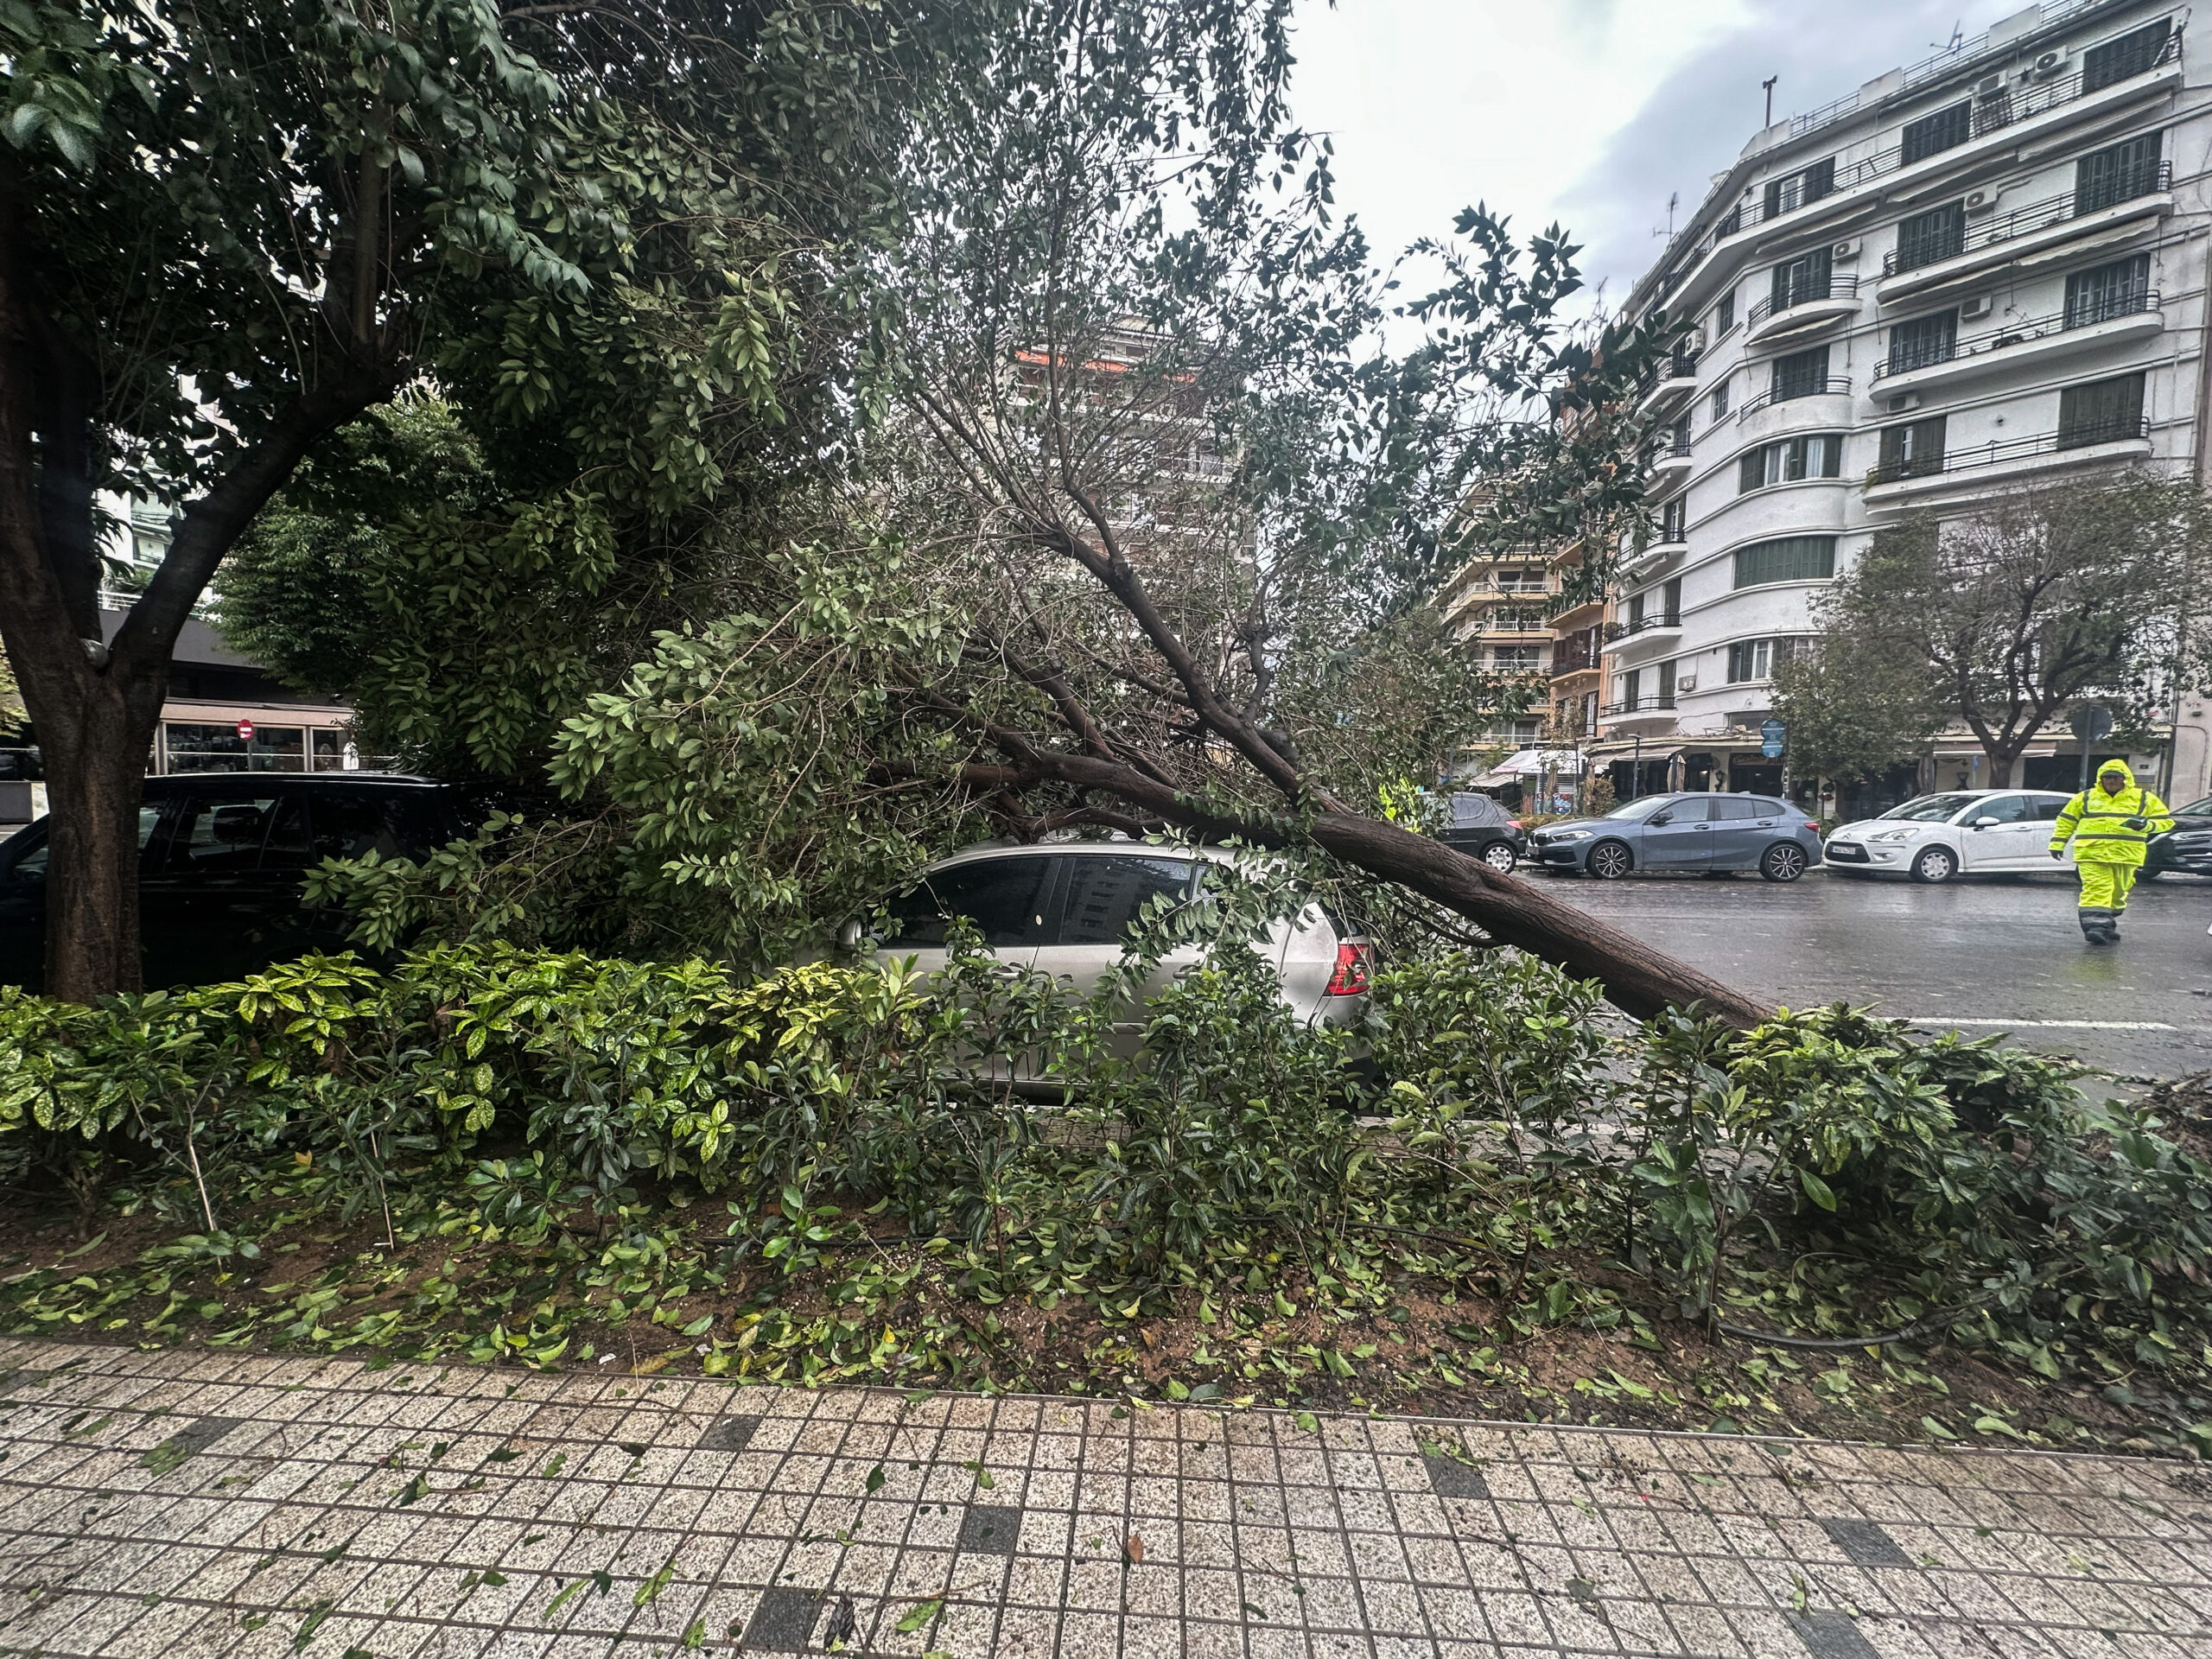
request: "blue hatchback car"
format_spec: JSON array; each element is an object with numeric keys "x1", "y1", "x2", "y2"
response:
[{"x1": 1529, "y1": 791, "x2": 1822, "y2": 882}]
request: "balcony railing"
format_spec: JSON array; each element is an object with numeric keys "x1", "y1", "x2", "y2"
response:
[
  {"x1": 1736, "y1": 377, "x2": 1852, "y2": 420},
  {"x1": 1649, "y1": 21, "x2": 2179, "y2": 299},
  {"x1": 1882, "y1": 162, "x2": 2172, "y2": 276},
  {"x1": 1866, "y1": 416, "x2": 2150, "y2": 486},
  {"x1": 1637, "y1": 347, "x2": 1702, "y2": 394},
  {"x1": 1613, "y1": 612, "x2": 1682, "y2": 638},
  {"x1": 1604, "y1": 694, "x2": 1677, "y2": 716},
  {"x1": 1551, "y1": 637, "x2": 1599, "y2": 675},
  {"x1": 1746, "y1": 274, "x2": 1859, "y2": 328},
  {"x1": 1872, "y1": 289, "x2": 2160, "y2": 380}
]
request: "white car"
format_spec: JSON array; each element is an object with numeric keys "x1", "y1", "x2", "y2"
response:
[
  {"x1": 1824, "y1": 789, "x2": 2077, "y2": 884},
  {"x1": 842, "y1": 840, "x2": 1370, "y2": 1056}
]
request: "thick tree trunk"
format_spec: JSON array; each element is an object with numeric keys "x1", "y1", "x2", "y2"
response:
[{"x1": 31, "y1": 678, "x2": 162, "y2": 997}]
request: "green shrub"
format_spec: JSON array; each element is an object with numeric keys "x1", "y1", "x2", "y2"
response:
[{"x1": 6, "y1": 946, "x2": 2212, "y2": 1385}]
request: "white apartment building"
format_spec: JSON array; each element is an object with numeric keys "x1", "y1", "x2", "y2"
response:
[{"x1": 1599, "y1": 0, "x2": 2212, "y2": 809}]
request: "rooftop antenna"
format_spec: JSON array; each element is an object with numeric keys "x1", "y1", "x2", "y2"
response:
[
  {"x1": 1941, "y1": 19, "x2": 1964, "y2": 51},
  {"x1": 1652, "y1": 190, "x2": 1679, "y2": 239},
  {"x1": 1762, "y1": 75, "x2": 1779, "y2": 127}
]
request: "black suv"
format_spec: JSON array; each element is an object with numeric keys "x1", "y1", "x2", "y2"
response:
[
  {"x1": 2145, "y1": 795, "x2": 2212, "y2": 878},
  {"x1": 0, "y1": 773, "x2": 475, "y2": 991}
]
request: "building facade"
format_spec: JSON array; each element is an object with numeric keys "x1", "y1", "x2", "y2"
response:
[
  {"x1": 1545, "y1": 534, "x2": 1611, "y2": 746},
  {"x1": 1599, "y1": 0, "x2": 2212, "y2": 806},
  {"x1": 1436, "y1": 548, "x2": 1556, "y2": 753}
]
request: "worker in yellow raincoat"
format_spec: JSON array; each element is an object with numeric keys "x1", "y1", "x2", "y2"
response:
[{"x1": 2049, "y1": 759, "x2": 2174, "y2": 944}]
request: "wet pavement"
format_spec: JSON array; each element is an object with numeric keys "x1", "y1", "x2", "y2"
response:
[
  {"x1": 1536, "y1": 868, "x2": 2212, "y2": 1080},
  {"x1": 3, "y1": 1338, "x2": 2211, "y2": 1659}
]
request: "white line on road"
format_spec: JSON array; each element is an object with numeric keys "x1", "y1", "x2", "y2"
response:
[{"x1": 1902, "y1": 1018, "x2": 2179, "y2": 1031}]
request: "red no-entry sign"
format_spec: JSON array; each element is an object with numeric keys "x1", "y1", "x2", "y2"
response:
[{"x1": 237, "y1": 718, "x2": 255, "y2": 742}]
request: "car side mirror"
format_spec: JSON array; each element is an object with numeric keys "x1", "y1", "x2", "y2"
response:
[
  {"x1": 1649, "y1": 810, "x2": 1674, "y2": 827},
  {"x1": 836, "y1": 918, "x2": 863, "y2": 952},
  {"x1": 1973, "y1": 816, "x2": 1999, "y2": 829}
]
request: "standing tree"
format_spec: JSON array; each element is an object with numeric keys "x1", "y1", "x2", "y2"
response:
[
  {"x1": 0, "y1": 0, "x2": 977, "y2": 997},
  {"x1": 1769, "y1": 643, "x2": 1943, "y2": 786},
  {"x1": 1784, "y1": 477, "x2": 2212, "y2": 788}
]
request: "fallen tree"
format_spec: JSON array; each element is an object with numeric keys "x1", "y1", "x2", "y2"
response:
[{"x1": 539, "y1": 3, "x2": 1764, "y2": 1024}]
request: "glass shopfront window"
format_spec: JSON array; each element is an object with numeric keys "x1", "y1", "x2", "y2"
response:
[{"x1": 162, "y1": 722, "x2": 306, "y2": 773}]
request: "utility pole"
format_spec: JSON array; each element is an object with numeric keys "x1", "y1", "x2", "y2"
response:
[{"x1": 1763, "y1": 76, "x2": 1778, "y2": 127}]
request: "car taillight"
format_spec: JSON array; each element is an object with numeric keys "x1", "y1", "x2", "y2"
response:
[
  {"x1": 1325, "y1": 941, "x2": 1371, "y2": 996},
  {"x1": 1804, "y1": 822, "x2": 1820, "y2": 832}
]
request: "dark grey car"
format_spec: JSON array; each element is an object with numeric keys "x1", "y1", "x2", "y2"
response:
[
  {"x1": 1436, "y1": 791, "x2": 1524, "y2": 872},
  {"x1": 1529, "y1": 791, "x2": 1823, "y2": 882}
]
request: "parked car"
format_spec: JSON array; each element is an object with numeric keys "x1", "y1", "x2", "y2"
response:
[
  {"x1": 1823, "y1": 790, "x2": 2077, "y2": 883},
  {"x1": 2145, "y1": 794, "x2": 2212, "y2": 879},
  {"x1": 0, "y1": 773, "x2": 480, "y2": 991},
  {"x1": 1528, "y1": 791, "x2": 1822, "y2": 881},
  {"x1": 1436, "y1": 791, "x2": 1523, "y2": 872},
  {"x1": 842, "y1": 841, "x2": 1370, "y2": 1059}
]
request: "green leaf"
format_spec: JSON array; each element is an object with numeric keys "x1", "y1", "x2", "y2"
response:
[
  {"x1": 1798, "y1": 1169, "x2": 1838, "y2": 1211},
  {"x1": 894, "y1": 1598, "x2": 944, "y2": 1633}
]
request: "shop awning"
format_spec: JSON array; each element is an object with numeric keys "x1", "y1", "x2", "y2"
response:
[{"x1": 1470, "y1": 748, "x2": 1586, "y2": 786}]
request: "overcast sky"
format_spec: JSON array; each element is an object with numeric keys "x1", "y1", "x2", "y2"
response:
[{"x1": 1291, "y1": 0, "x2": 2031, "y2": 312}]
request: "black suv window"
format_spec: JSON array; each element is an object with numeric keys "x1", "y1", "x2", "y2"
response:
[
  {"x1": 311, "y1": 790, "x2": 454, "y2": 862},
  {"x1": 880, "y1": 855, "x2": 1055, "y2": 949},
  {"x1": 1054, "y1": 856, "x2": 1197, "y2": 945},
  {"x1": 163, "y1": 793, "x2": 284, "y2": 874},
  {"x1": 3, "y1": 807, "x2": 164, "y2": 884}
]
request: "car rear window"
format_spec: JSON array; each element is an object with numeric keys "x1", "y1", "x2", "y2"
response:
[
  {"x1": 1054, "y1": 856, "x2": 1197, "y2": 944},
  {"x1": 1711, "y1": 798, "x2": 1759, "y2": 821}
]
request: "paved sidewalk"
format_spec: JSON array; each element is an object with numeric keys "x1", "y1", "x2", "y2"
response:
[{"x1": 0, "y1": 1340, "x2": 2207, "y2": 1659}]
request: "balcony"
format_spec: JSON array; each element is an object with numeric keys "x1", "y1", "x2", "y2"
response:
[
  {"x1": 1637, "y1": 347, "x2": 1702, "y2": 416},
  {"x1": 1645, "y1": 435, "x2": 1694, "y2": 493},
  {"x1": 1876, "y1": 164, "x2": 2173, "y2": 302},
  {"x1": 1872, "y1": 291, "x2": 2162, "y2": 397},
  {"x1": 1746, "y1": 275, "x2": 1860, "y2": 343},
  {"x1": 1815, "y1": 30, "x2": 2182, "y2": 194},
  {"x1": 1735, "y1": 377, "x2": 1852, "y2": 423},
  {"x1": 1550, "y1": 638, "x2": 1600, "y2": 677},
  {"x1": 1865, "y1": 416, "x2": 2151, "y2": 499},
  {"x1": 1603, "y1": 694, "x2": 1677, "y2": 718},
  {"x1": 1602, "y1": 614, "x2": 1683, "y2": 659}
]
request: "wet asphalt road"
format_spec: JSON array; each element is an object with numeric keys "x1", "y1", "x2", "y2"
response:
[{"x1": 1534, "y1": 865, "x2": 2212, "y2": 1081}]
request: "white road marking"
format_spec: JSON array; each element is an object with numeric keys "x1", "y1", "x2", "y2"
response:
[{"x1": 1902, "y1": 1018, "x2": 2179, "y2": 1031}]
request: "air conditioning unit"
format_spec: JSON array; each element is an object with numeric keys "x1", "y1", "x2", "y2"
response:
[
  {"x1": 1888, "y1": 392, "x2": 1923, "y2": 414},
  {"x1": 1961, "y1": 294, "x2": 1994, "y2": 319},
  {"x1": 1833, "y1": 238, "x2": 1861, "y2": 261},
  {"x1": 1976, "y1": 73, "x2": 2005, "y2": 94},
  {"x1": 1965, "y1": 188, "x2": 1995, "y2": 213},
  {"x1": 2030, "y1": 49, "x2": 2068, "y2": 79},
  {"x1": 1676, "y1": 675, "x2": 1698, "y2": 693}
]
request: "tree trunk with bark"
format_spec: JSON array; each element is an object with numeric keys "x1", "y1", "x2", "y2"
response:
[
  {"x1": 1306, "y1": 812, "x2": 1769, "y2": 1026},
  {"x1": 0, "y1": 166, "x2": 391, "y2": 1001}
]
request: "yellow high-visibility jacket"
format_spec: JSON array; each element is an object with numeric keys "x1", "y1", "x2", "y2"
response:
[{"x1": 2050, "y1": 781, "x2": 2174, "y2": 868}]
